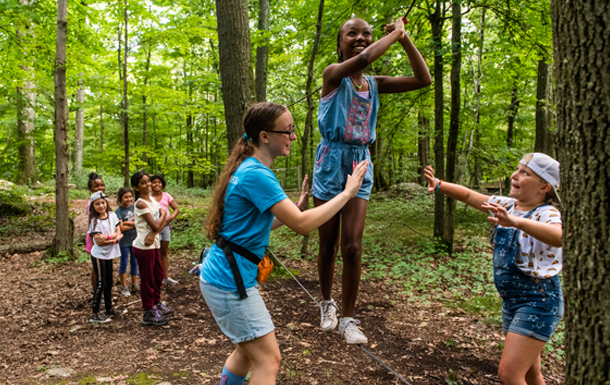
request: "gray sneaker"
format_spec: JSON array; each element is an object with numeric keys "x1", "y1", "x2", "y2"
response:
[
  {"x1": 163, "y1": 277, "x2": 179, "y2": 286},
  {"x1": 320, "y1": 299, "x2": 339, "y2": 331},
  {"x1": 142, "y1": 307, "x2": 170, "y2": 326},
  {"x1": 131, "y1": 282, "x2": 140, "y2": 293},
  {"x1": 339, "y1": 318, "x2": 368, "y2": 344},
  {"x1": 90, "y1": 312, "x2": 111, "y2": 324},
  {"x1": 120, "y1": 285, "x2": 131, "y2": 297}
]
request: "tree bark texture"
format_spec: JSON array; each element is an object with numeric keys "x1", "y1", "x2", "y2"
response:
[
  {"x1": 122, "y1": 0, "x2": 130, "y2": 187},
  {"x1": 52, "y1": 0, "x2": 74, "y2": 258},
  {"x1": 444, "y1": 0, "x2": 461, "y2": 253},
  {"x1": 215, "y1": 0, "x2": 255, "y2": 151},
  {"x1": 16, "y1": 0, "x2": 38, "y2": 186},
  {"x1": 551, "y1": 0, "x2": 610, "y2": 383},
  {"x1": 430, "y1": 3, "x2": 445, "y2": 240},
  {"x1": 504, "y1": 83, "x2": 519, "y2": 192},
  {"x1": 73, "y1": 76, "x2": 84, "y2": 185},
  {"x1": 417, "y1": 112, "x2": 430, "y2": 185},
  {"x1": 255, "y1": 0, "x2": 270, "y2": 102},
  {"x1": 142, "y1": 49, "x2": 151, "y2": 166},
  {"x1": 535, "y1": 58, "x2": 552, "y2": 155}
]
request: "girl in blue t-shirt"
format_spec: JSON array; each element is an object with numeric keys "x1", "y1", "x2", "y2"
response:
[
  {"x1": 200, "y1": 102, "x2": 368, "y2": 385},
  {"x1": 314, "y1": 15, "x2": 431, "y2": 344}
]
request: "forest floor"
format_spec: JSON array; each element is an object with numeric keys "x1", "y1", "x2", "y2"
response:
[{"x1": 0, "y1": 189, "x2": 566, "y2": 384}]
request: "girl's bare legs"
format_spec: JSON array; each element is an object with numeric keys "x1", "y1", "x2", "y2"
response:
[
  {"x1": 225, "y1": 332, "x2": 281, "y2": 385},
  {"x1": 498, "y1": 332, "x2": 547, "y2": 385},
  {"x1": 160, "y1": 240, "x2": 170, "y2": 280},
  {"x1": 314, "y1": 197, "x2": 341, "y2": 300},
  {"x1": 338, "y1": 198, "x2": 367, "y2": 317},
  {"x1": 314, "y1": 197, "x2": 368, "y2": 317}
]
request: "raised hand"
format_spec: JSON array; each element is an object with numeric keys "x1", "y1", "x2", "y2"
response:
[
  {"x1": 423, "y1": 165, "x2": 438, "y2": 192},
  {"x1": 297, "y1": 175, "x2": 310, "y2": 211},
  {"x1": 344, "y1": 160, "x2": 368, "y2": 198},
  {"x1": 482, "y1": 202, "x2": 519, "y2": 228}
]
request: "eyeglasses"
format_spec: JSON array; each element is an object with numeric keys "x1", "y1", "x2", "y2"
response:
[{"x1": 266, "y1": 128, "x2": 296, "y2": 136}]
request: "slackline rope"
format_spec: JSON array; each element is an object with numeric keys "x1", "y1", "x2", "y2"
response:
[{"x1": 266, "y1": 248, "x2": 413, "y2": 385}]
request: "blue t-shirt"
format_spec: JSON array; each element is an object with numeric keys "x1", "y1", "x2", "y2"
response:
[{"x1": 200, "y1": 157, "x2": 288, "y2": 291}]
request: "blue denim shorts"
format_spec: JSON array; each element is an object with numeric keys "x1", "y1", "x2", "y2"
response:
[
  {"x1": 199, "y1": 278, "x2": 274, "y2": 344},
  {"x1": 501, "y1": 289, "x2": 564, "y2": 342},
  {"x1": 159, "y1": 226, "x2": 171, "y2": 242}
]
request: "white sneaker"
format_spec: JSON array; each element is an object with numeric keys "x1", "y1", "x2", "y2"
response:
[
  {"x1": 163, "y1": 277, "x2": 179, "y2": 285},
  {"x1": 320, "y1": 299, "x2": 339, "y2": 331},
  {"x1": 120, "y1": 285, "x2": 131, "y2": 297},
  {"x1": 339, "y1": 318, "x2": 368, "y2": 344}
]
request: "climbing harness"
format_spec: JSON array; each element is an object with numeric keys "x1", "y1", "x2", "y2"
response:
[{"x1": 265, "y1": 248, "x2": 413, "y2": 385}]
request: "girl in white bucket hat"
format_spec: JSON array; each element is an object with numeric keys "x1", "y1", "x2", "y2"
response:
[{"x1": 424, "y1": 152, "x2": 562, "y2": 384}]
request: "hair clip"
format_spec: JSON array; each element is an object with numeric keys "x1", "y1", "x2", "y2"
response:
[{"x1": 243, "y1": 133, "x2": 251, "y2": 142}]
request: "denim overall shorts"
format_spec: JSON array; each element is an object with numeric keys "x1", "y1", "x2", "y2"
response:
[{"x1": 492, "y1": 205, "x2": 564, "y2": 342}]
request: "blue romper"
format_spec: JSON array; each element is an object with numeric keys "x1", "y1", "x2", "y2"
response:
[
  {"x1": 492, "y1": 204, "x2": 564, "y2": 342},
  {"x1": 312, "y1": 76, "x2": 378, "y2": 201}
]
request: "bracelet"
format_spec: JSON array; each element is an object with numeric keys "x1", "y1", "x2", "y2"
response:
[
  {"x1": 107, "y1": 235, "x2": 111, "y2": 240},
  {"x1": 434, "y1": 179, "x2": 443, "y2": 192}
]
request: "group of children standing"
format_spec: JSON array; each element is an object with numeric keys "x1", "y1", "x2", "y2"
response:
[{"x1": 85, "y1": 172, "x2": 180, "y2": 326}]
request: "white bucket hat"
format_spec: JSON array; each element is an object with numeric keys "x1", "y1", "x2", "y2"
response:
[{"x1": 519, "y1": 153, "x2": 560, "y2": 203}]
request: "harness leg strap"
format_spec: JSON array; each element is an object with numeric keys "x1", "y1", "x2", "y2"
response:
[{"x1": 220, "y1": 245, "x2": 248, "y2": 300}]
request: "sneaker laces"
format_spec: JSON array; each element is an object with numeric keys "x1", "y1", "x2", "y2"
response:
[
  {"x1": 341, "y1": 318, "x2": 362, "y2": 338},
  {"x1": 320, "y1": 300, "x2": 339, "y2": 323},
  {"x1": 158, "y1": 301, "x2": 170, "y2": 313},
  {"x1": 152, "y1": 306, "x2": 163, "y2": 322}
]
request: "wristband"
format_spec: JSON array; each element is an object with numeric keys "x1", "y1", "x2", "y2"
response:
[
  {"x1": 107, "y1": 235, "x2": 111, "y2": 240},
  {"x1": 434, "y1": 178, "x2": 443, "y2": 192}
]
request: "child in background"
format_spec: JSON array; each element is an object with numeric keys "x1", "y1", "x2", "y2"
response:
[
  {"x1": 88, "y1": 191, "x2": 123, "y2": 323},
  {"x1": 86, "y1": 173, "x2": 106, "y2": 291},
  {"x1": 115, "y1": 187, "x2": 139, "y2": 296},
  {"x1": 150, "y1": 175, "x2": 180, "y2": 285},
  {"x1": 424, "y1": 153, "x2": 563, "y2": 384},
  {"x1": 130, "y1": 172, "x2": 171, "y2": 326}
]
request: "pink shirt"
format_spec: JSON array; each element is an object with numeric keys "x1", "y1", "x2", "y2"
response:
[{"x1": 153, "y1": 192, "x2": 174, "y2": 212}]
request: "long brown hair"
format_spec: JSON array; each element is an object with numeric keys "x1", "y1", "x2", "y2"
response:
[{"x1": 205, "y1": 102, "x2": 288, "y2": 240}]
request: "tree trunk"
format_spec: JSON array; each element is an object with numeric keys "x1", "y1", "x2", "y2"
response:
[
  {"x1": 215, "y1": 0, "x2": 255, "y2": 151},
  {"x1": 52, "y1": 0, "x2": 73, "y2": 258},
  {"x1": 122, "y1": 0, "x2": 129, "y2": 187},
  {"x1": 417, "y1": 111, "x2": 430, "y2": 185},
  {"x1": 99, "y1": 99, "x2": 104, "y2": 172},
  {"x1": 73, "y1": 75, "x2": 84, "y2": 186},
  {"x1": 142, "y1": 49, "x2": 151, "y2": 167},
  {"x1": 504, "y1": 83, "x2": 519, "y2": 192},
  {"x1": 552, "y1": 0, "x2": 610, "y2": 382},
  {"x1": 255, "y1": 0, "x2": 270, "y2": 102},
  {"x1": 445, "y1": 0, "x2": 462, "y2": 253},
  {"x1": 430, "y1": 2, "x2": 446, "y2": 240},
  {"x1": 16, "y1": 0, "x2": 38, "y2": 186},
  {"x1": 535, "y1": 58, "x2": 552, "y2": 155}
]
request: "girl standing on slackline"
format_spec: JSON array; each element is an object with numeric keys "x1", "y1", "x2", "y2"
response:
[
  {"x1": 200, "y1": 102, "x2": 367, "y2": 385},
  {"x1": 424, "y1": 153, "x2": 563, "y2": 384},
  {"x1": 150, "y1": 175, "x2": 181, "y2": 286},
  {"x1": 314, "y1": 15, "x2": 431, "y2": 344}
]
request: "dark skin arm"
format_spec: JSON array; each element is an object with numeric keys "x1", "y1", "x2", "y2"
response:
[
  {"x1": 136, "y1": 201, "x2": 167, "y2": 232},
  {"x1": 164, "y1": 200, "x2": 180, "y2": 226},
  {"x1": 322, "y1": 24, "x2": 405, "y2": 97}
]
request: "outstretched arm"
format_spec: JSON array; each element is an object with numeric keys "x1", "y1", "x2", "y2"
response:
[
  {"x1": 270, "y1": 162, "x2": 368, "y2": 235},
  {"x1": 483, "y1": 202, "x2": 563, "y2": 247},
  {"x1": 424, "y1": 165, "x2": 489, "y2": 212},
  {"x1": 376, "y1": 28, "x2": 431, "y2": 93}
]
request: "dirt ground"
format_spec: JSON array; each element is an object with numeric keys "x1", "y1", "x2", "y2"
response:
[{"x1": 0, "y1": 200, "x2": 566, "y2": 384}]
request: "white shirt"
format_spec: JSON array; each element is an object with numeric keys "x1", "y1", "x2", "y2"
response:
[
  {"x1": 88, "y1": 212, "x2": 121, "y2": 260},
  {"x1": 488, "y1": 196, "x2": 563, "y2": 278}
]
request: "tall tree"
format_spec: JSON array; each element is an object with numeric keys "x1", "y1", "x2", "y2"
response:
[
  {"x1": 122, "y1": 0, "x2": 130, "y2": 187},
  {"x1": 446, "y1": 0, "x2": 462, "y2": 252},
  {"x1": 16, "y1": 0, "x2": 38, "y2": 185},
  {"x1": 534, "y1": 57, "x2": 552, "y2": 155},
  {"x1": 142, "y1": 49, "x2": 151, "y2": 167},
  {"x1": 417, "y1": 110, "x2": 430, "y2": 185},
  {"x1": 429, "y1": 1, "x2": 446, "y2": 240},
  {"x1": 73, "y1": 75, "x2": 84, "y2": 185},
  {"x1": 552, "y1": 0, "x2": 610, "y2": 382},
  {"x1": 215, "y1": 0, "x2": 255, "y2": 150},
  {"x1": 255, "y1": 0, "x2": 270, "y2": 102},
  {"x1": 52, "y1": 0, "x2": 73, "y2": 258}
]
